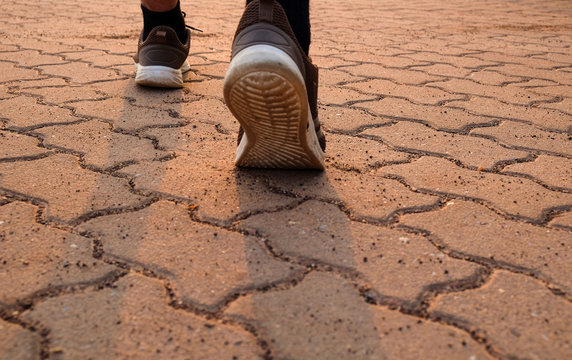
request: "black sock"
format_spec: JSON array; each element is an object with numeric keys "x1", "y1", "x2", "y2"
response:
[
  {"x1": 141, "y1": 1, "x2": 187, "y2": 43},
  {"x1": 246, "y1": 0, "x2": 311, "y2": 55}
]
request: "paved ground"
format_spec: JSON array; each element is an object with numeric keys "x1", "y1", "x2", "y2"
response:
[{"x1": 1, "y1": 0, "x2": 571, "y2": 359}]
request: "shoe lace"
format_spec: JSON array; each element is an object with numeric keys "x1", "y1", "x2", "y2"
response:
[{"x1": 182, "y1": 11, "x2": 203, "y2": 32}]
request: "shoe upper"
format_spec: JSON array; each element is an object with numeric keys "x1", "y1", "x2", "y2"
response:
[
  {"x1": 134, "y1": 26, "x2": 191, "y2": 69},
  {"x1": 232, "y1": 0, "x2": 326, "y2": 151}
]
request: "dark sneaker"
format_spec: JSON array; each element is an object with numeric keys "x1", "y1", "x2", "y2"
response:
[
  {"x1": 223, "y1": 0, "x2": 326, "y2": 170},
  {"x1": 134, "y1": 26, "x2": 191, "y2": 88}
]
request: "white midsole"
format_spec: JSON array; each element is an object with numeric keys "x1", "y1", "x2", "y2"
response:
[
  {"x1": 134, "y1": 60, "x2": 190, "y2": 88},
  {"x1": 134, "y1": 60, "x2": 191, "y2": 74},
  {"x1": 224, "y1": 45, "x2": 305, "y2": 92}
]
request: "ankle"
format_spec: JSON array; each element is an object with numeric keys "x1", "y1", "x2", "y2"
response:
[
  {"x1": 141, "y1": 0, "x2": 188, "y2": 43},
  {"x1": 246, "y1": 0, "x2": 311, "y2": 55},
  {"x1": 141, "y1": 0, "x2": 178, "y2": 12}
]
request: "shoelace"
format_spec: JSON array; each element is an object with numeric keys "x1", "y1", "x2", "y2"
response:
[{"x1": 182, "y1": 11, "x2": 203, "y2": 32}]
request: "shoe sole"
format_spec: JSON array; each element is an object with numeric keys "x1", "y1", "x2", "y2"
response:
[
  {"x1": 134, "y1": 60, "x2": 190, "y2": 88},
  {"x1": 224, "y1": 45, "x2": 325, "y2": 170}
]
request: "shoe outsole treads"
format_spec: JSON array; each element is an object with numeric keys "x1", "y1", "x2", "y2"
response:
[
  {"x1": 228, "y1": 72, "x2": 324, "y2": 169},
  {"x1": 224, "y1": 45, "x2": 325, "y2": 170}
]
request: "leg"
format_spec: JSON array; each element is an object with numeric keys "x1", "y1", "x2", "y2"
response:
[
  {"x1": 246, "y1": 0, "x2": 311, "y2": 55},
  {"x1": 134, "y1": 0, "x2": 191, "y2": 88},
  {"x1": 140, "y1": 0, "x2": 188, "y2": 43},
  {"x1": 141, "y1": 0, "x2": 178, "y2": 12},
  {"x1": 224, "y1": 0, "x2": 326, "y2": 169}
]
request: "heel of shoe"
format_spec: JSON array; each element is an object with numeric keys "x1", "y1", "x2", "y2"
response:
[{"x1": 224, "y1": 45, "x2": 325, "y2": 169}]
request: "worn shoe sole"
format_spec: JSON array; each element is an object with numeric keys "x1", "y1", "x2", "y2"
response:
[
  {"x1": 224, "y1": 45, "x2": 325, "y2": 170},
  {"x1": 135, "y1": 60, "x2": 191, "y2": 88}
]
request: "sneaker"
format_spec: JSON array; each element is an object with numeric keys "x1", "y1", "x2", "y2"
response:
[
  {"x1": 134, "y1": 26, "x2": 191, "y2": 88},
  {"x1": 223, "y1": 0, "x2": 326, "y2": 170}
]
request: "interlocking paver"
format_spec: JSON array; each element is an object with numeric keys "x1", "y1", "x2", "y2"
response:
[
  {"x1": 23, "y1": 274, "x2": 263, "y2": 359},
  {"x1": 348, "y1": 79, "x2": 463, "y2": 105},
  {"x1": 226, "y1": 272, "x2": 492, "y2": 360},
  {"x1": 489, "y1": 64, "x2": 572, "y2": 85},
  {"x1": 0, "y1": 96, "x2": 77, "y2": 130},
  {"x1": 17, "y1": 85, "x2": 104, "y2": 104},
  {"x1": 403, "y1": 52, "x2": 499, "y2": 70},
  {"x1": 141, "y1": 122, "x2": 230, "y2": 154},
  {"x1": 264, "y1": 168, "x2": 439, "y2": 221},
  {"x1": 535, "y1": 52, "x2": 572, "y2": 65},
  {"x1": 502, "y1": 154, "x2": 572, "y2": 190},
  {"x1": 0, "y1": 62, "x2": 38, "y2": 83},
  {"x1": 320, "y1": 106, "x2": 387, "y2": 133},
  {"x1": 428, "y1": 78, "x2": 553, "y2": 105},
  {"x1": 528, "y1": 84, "x2": 572, "y2": 97},
  {"x1": 72, "y1": 97, "x2": 183, "y2": 131},
  {"x1": 506, "y1": 79, "x2": 557, "y2": 89},
  {"x1": 175, "y1": 97, "x2": 238, "y2": 132},
  {"x1": 363, "y1": 121, "x2": 529, "y2": 169},
  {"x1": 78, "y1": 201, "x2": 300, "y2": 308},
  {"x1": 335, "y1": 53, "x2": 430, "y2": 69},
  {"x1": 0, "y1": 86, "x2": 14, "y2": 100},
  {"x1": 118, "y1": 155, "x2": 300, "y2": 223},
  {"x1": 12, "y1": 77, "x2": 68, "y2": 89},
  {"x1": 56, "y1": 50, "x2": 110, "y2": 61},
  {"x1": 0, "y1": 154, "x2": 146, "y2": 223},
  {"x1": 0, "y1": 202, "x2": 116, "y2": 305},
  {"x1": 357, "y1": 97, "x2": 489, "y2": 131},
  {"x1": 381, "y1": 157, "x2": 572, "y2": 220},
  {"x1": 187, "y1": 78, "x2": 226, "y2": 98},
  {"x1": 411, "y1": 63, "x2": 474, "y2": 79},
  {"x1": 0, "y1": 319, "x2": 40, "y2": 360},
  {"x1": 342, "y1": 64, "x2": 445, "y2": 85},
  {"x1": 36, "y1": 62, "x2": 121, "y2": 84},
  {"x1": 66, "y1": 53, "x2": 133, "y2": 68},
  {"x1": 449, "y1": 96, "x2": 571, "y2": 131},
  {"x1": 4, "y1": 38, "x2": 80, "y2": 54},
  {"x1": 0, "y1": 50, "x2": 66, "y2": 68},
  {"x1": 240, "y1": 200, "x2": 481, "y2": 302},
  {"x1": 34, "y1": 120, "x2": 168, "y2": 170},
  {"x1": 0, "y1": 131, "x2": 47, "y2": 160},
  {"x1": 319, "y1": 68, "x2": 365, "y2": 86},
  {"x1": 320, "y1": 86, "x2": 379, "y2": 107},
  {"x1": 0, "y1": 44, "x2": 19, "y2": 52},
  {"x1": 190, "y1": 60, "x2": 229, "y2": 77},
  {"x1": 429, "y1": 271, "x2": 572, "y2": 360},
  {"x1": 400, "y1": 200, "x2": 572, "y2": 295},
  {"x1": 549, "y1": 211, "x2": 572, "y2": 230},
  {"x1": 325, "y1": 133, "x2": 410, "y2": 170},
  {"x1": 540, "y1": 97, "x2": 572, "y2": 114},
  {"x1": 467, "y1": 51, "x2": 546, "y2": 66},
  {"x1": 1, "y1": 0, "x2": 571, "y2": 358},
  {"x1": 465, "y1": 69, "x2": 524, "y2": 86},
  {"x1": 471, "y1": 121, "x2": 572, "y2": 156},
  {"x1": 89, "y1": 78, "x2": 201, "y2": 109}
]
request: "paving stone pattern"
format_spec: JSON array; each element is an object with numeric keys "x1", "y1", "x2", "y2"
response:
[{"x1": 0, "y1": 0, "x2": 571, "y2": 359}]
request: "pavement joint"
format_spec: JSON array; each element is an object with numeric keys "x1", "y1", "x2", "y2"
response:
[
  {"x1": 397, "y1": 223, "x2": 571, "y2": 302},
  {"x1": 0, "y1": 307, "x2": 51, "y2": 360},
  {"x1": 1, "y1": 0, "x2": 571, "y2": 358}
]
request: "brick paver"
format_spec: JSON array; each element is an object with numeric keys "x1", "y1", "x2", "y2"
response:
[{"x1": 1, "y1": 0, "x2": 571, "y2": 359}]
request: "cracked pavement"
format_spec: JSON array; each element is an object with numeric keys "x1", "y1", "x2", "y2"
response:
[{"x1": 0, "y1": 0, "x2": 571, "y2": 359}]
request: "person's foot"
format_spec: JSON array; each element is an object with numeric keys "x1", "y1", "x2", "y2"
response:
[
  {"x1": 134, "y1": 25, "x2": 191, "y2": 88},
  {"x1": 223, "y1": 0, "x2": 326, "y2": 170}
]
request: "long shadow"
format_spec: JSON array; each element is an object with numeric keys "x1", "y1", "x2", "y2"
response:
[
  {"x1": 234, "y1": 168, "x2": 387, "y2": 359},
  {"x1": 74, "y1": 80, "x2": 189, "y2": 355}
]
